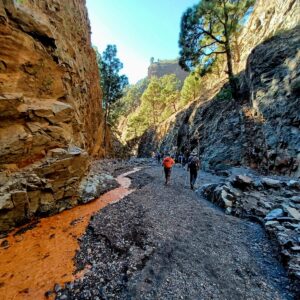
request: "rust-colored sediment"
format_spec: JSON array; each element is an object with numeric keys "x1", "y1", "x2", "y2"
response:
[{"x1": 0, "y1": 168, "x2": 139, "y2": 300}]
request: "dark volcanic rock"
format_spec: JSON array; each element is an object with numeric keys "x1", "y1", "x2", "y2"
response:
[
  {"x1": 201, "y1": 168, "x2": 300, "y2": 294},
  {"x1": 138, "y1": 26, "x2": 300, "y2": 178}
]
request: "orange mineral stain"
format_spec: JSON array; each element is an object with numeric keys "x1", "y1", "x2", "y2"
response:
[{"x1": 0, "y1": 168, "x2": 140, "y2": 300}]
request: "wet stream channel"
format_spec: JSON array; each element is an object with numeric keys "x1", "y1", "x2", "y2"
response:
[{"x1": 0, "y1": 168, "x2": 140, "y2": 300}]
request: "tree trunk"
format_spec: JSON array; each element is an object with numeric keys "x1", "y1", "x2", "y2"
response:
[
  {"x1": 222, "y1": 0, "x2": 238, "y2": 100},
  {"x1": 225, "y1": 40, "x2": 238, "y2": 100}
]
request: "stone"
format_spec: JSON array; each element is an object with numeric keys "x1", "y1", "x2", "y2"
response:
[
  {"x1": 79, "y1": 173, "x2": 118, "y2": 204},
  {"x1": 0, "y1": 124, "x2": 30, "y2": 163},
  {"x1": 28, "y1": 191, "x2": 41, "y2": 213},
  {"x1": 261, "y1": 178, "x2": 282, "y2": 188},
  {"x1": 40, "y1": 193, "x2": 54, "y2": 205},
  {"x1": 225, "y1": 207, "x2": 232, "y2": 215},
  {"x1": 224, "y1": 199, "x2": 232, "y2": 208},
  {"x1": 0, "y1": 239, "x2": 9, "y2": 249},
  {"x1": 265, "y1": 220, "x2": 279, "y2": 227},
  {"x1": 261, "y1": 202, "x2": 272, "y2": 210},
  {"x1": 265, "y1": 208, "x2": 284, "y2": 221},
  {"x1": 291, "y1": 196, "x2": 300, "y2": 203},
  {"x1": 54, "y1": 284, "x2": 61, "y2": 293},
  {"x1": 274, "y1": 225, "x2": 285, "y2": 231},
  {"x1": 284, "y1": 206, "x2": 300, "y2": 220},
  {"x1": 235, "y1": 175, "x2": 253, "y2": 185},
  {"x1": 288, "y1": 180, "x2": 300, "y2": 190},
  {"x1": 68, "y1": 146, "x2": 83, "y2": 156},
  {"x1": 0, "y1": 194, "x2": 14, "y2": 210},
  {"x1": 47, "y1": 148, "x2": 68, "y2": 158}
]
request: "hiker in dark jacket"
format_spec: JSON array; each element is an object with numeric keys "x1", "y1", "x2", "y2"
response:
[
  {"x1": 156, "y1": 151, "x2": 161, "y2": 164},
  {"x1": 187, "y1": 150, "x2": 200, "y2": 190}
]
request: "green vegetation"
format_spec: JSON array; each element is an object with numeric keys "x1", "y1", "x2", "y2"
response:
[
  {"x1": 110, "y1": 72, "x2": 205, "y2": 141},
  {"x1": 98, "y1": 0, "x2": 255, "y2": 142},
  {"x1": 215, "y1": 85, "x2": 232, "y2": 101},
  {"x1": 125, "y1": 75, "x2": 181, "y2": 140},
  {"x1": 109, "y1": 78, "x2": 149, "y2": 129},
  {"x1": 180, "y1": 72, "x2": 202, "y2": 106},
  {"x1": 179, "y1": 0, "x2": 254, "y2": 99},
  {"x1": 95, "y1": 45, "x2": 128, "y2": 125}
]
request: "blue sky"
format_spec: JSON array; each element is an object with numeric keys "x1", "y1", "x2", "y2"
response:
[{"x1": 86, "y1": 0, "x2": 198, "y2": 83}]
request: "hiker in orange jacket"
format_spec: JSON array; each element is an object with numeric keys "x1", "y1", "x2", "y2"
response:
[{"x1": 162, "y1": 154, "x2": 175, "y2": 185}]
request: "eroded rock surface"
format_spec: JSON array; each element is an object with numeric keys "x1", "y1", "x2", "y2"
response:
[
  {"x1": 137, "y1": 0, "x2": 300, "y2": 177},
  {"x1": 201, "y1": 168, "x2": 300, "y2": 292},
  {"x1": 0, "y1": 0, "x2": 106, "y2": 231}
]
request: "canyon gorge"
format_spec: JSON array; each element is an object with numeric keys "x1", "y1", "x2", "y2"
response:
[{"x1": 0, "y1": 0, "x2": 299, "y2": 299}]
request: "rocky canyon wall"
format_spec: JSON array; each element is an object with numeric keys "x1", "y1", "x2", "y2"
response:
[
  {"x1": 0, "y1": 0, "x2": 106, "y2": 232},
  {"x1": 148, "y1": 59, "x2": 188, "y2": 83},
  {"x1": 138, "y1": 0, "x2": 300, "y2": 177}
]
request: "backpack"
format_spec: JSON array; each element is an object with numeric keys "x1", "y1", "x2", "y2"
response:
[
  {"x1": 163, "y1": 157, "x2": 174, "y2": 169},
  {"x1": 188, "y1": 156, "x2": 200, "y2": 170}
]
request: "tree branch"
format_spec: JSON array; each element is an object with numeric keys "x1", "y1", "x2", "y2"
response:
[
  {"x1": 199, "y1": 40, "x2": 218, "y2": 49},
  {"x1": 200, "y1": 50, "x2": 226, "y2": 57},
  {"x1": 199, "y1": 27, "x2": 225, "y2": 44}
]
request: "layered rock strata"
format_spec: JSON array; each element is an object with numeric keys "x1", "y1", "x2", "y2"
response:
[
  {"x1": 0, "y1": 0, "x2": 106, "y2": 231},
  {"x1": 200, "y1": 169, "x2": 300, "y2": 294}
]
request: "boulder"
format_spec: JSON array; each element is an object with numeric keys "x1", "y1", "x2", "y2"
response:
[
  {"x1": 288, "y1": 180, "x2": 300, "y2": 190},
  {"x1": 265, "y1": 220, "x2": 280, "y2": 227},
  {"x1": 0, "y1": 194, "x2": 14, "y2": 210},
  {"x1": 284, "y1": 206, "x2": 300, "y2": 221},
  {"x1": 291, "y1": 196, "x2": 300, "y2": 203},
  {"x1": 231, "y1": 175, "x2": 253, "y2": 189},
  {"x1": 79, "y1": 173, "x2": 118, "y2": 204},
  {"x1": 264, "y1": 208, "x2": 284, "y2": 221},
  {"x1": 261, "y1": 178, "x2": 282, "y2": 189}
]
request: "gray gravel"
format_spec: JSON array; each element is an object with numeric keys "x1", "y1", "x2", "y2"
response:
[{"x1": 55, "y1": 164, "x2": 295, "y2": 300}]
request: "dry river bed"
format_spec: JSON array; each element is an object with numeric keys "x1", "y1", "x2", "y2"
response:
[
  {"x1": 0, "y1": 168, "x2": 139, "y2": 300},
  {"x1": 0, "y1": 161, "x2": 297, "y2": 299},
  {"x1": 57, "y1": 164, "x2": 295, "y2": 300}
]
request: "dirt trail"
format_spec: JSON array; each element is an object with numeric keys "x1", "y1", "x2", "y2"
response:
[
  {"x1": 57, "y1": 164, "x2": 295, "y2": 300},
  {"x1": 0, "y1": 169, "x2": 139, "y2": 300}
]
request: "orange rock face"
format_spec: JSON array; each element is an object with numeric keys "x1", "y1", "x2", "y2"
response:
[{"x1": 0, "y1": 0, "x2": 107, "y2": 231}]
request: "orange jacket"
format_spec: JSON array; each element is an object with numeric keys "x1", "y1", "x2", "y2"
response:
[{"x1": 162, "y1": 157, "x2": 175, "y2": 169}]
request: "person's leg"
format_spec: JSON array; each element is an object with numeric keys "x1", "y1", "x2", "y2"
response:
[
  {"x1": 166, "y1": 168, "x2": 171, "y2": 185},
  {"x1": 190, "y1": 170, "x2": 193, "y2": 189},
  {"x1": 164, "y1": 167, "x2": 168, "y2": 184},
  {"x1": 192, "y1": 170, "x2": 198, "y2": 187}
]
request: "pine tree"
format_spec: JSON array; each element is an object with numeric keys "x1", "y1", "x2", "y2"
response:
[
  {"x1": 140, "y1": 77, "x2": 164, "y2": 126},
  {"x1": 180, "y1": 73, "x2": 202, "y2": 106},
  {"x1": 161, "y1": 74, "x2": 181, "y2": 113},
  {"x1": 179, "y1": 0, "x2": 254, "y2": 99},
  {"x1": 96, "y1": 45, "x2": 128, "y2": 125}
]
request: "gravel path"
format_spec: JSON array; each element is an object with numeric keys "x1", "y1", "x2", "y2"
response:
[{"x1": 56, "y1": 164, "x2": 295, "y2": 300}]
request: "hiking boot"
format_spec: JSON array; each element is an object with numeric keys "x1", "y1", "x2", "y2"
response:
[{"x1": 191, "y1": 185, "x2": 194, "y2": 190}]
